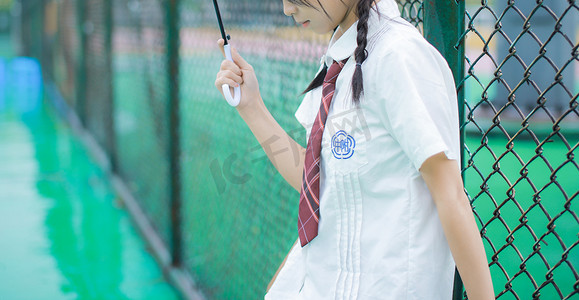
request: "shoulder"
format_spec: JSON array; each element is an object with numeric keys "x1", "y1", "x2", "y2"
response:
[
  {"x1": 361, "y1": 21, "x2": 456, "y2": 105},
  {"x1": 364, "y1": 20, "x2": 451, "y2": 87},
  {"x1": 368, "y1": 21, "x2": 437, "y2": 64}
]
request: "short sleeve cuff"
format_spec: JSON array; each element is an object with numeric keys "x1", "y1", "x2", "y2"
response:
[{"x1": 413, "y1": 142, "x2": 458, "y2": 171}]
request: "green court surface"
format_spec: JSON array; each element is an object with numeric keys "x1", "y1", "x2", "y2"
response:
[{"x1": 0, "y1": 59, "x2": 180, "y2": 299}]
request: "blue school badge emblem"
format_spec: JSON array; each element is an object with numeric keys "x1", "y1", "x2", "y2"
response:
[{"x1": 331, "y1": 130, "x2": 355, "y2": 159}]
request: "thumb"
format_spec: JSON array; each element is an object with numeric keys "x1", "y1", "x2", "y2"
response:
[{"x1": 230, "y1": 47, "x2": 252, "y2": 70}]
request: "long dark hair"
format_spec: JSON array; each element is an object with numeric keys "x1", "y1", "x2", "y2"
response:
[{"x1": 301, "y1": 0, "x2": 376, "y2": 105}]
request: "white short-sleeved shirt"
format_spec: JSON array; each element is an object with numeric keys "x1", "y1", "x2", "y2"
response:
[{"x1": 265, "y1": 1, "x2": 460, "y2": 299}]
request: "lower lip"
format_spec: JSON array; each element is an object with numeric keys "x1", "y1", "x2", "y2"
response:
[{"x1": 302, "y1": 21, "x2": 310, "y2": 28}]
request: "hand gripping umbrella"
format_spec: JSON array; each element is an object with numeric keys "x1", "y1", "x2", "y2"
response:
[{"x1": 212, "y1": 0, "x2": 241, "y2": 107}]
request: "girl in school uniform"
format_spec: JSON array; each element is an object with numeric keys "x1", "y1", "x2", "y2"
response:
[{"x1": 215, "y1": 0, "x2": 494, "y2": 299}]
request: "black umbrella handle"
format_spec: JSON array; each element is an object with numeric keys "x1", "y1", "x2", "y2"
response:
[{"x1": 212, "y1": 0, "x2": 229, "y2": 45}]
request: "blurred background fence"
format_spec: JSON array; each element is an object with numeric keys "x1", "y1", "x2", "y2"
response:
[{"x1": 10, "y1": 0, "x2": 578, "y2": 299}]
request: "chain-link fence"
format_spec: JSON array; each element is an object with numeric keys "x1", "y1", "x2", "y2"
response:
[
  {"x1": 460, "y1": 1, "x2": 578, "y2": 299},
  {"x1": 13, "y1": 0, "x2": 578, "y2": 299},
  {"x1": 398, "y1": 0, "x2": 423, "y2": 29}
]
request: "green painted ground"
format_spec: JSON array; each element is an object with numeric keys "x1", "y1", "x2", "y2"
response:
[{"x1": 0, "y1": 36, "x2": 180, "y2": 300}]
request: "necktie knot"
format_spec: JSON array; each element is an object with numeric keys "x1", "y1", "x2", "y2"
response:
[{"x1": 323, "y1": 59, "x2": 347, "y2": 84}]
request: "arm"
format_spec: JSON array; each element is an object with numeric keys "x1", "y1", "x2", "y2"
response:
[
  {"x1": 237, "y1": 98, "x2": 305, "y2": 191},
  {"x1": 420, "y1": 152, "x2": 494, "y2": 300},
  {"x1": 215, "y1": 39, "x2": 305, "y2": 191}
]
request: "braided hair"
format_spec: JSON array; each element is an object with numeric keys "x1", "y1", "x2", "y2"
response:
[{"x1": 303, "y1": 0, "x2": 375, "y2": 105}]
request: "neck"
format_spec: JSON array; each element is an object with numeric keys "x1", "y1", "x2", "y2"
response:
[{"x1": 333, "y1": 0, "x2": 379, "y2": 41}]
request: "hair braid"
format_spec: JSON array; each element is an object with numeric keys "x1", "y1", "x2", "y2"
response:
[
  {"x1": 351, "y1": 0, "x2": 372, "y2": 104},
  {"x1": 302, "y1": 64, "x2": 328, "y2": 95},
  {"x1": 302, "y1": 0, "x2": 375, "y2": 100}
]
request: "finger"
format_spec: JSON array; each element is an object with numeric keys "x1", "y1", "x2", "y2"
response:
[
  {"x1": 215, "y1": 79, "x2": 238, "y2": 97},
  {"x1": 220, "y1": 60, "x2": 242, "y2": 76},
  {"x1": 217, "y1": 39, "x2": 225, "y2": 57},
  {"x1": 215, "y1": 70, "x2": 243, "y2": 87},
  {"x1": 220, "y1": 70, "x2": 243, "y2": 85},
  {"x1": 215, "y1": 77, "x2": 240, "y2": 91},
  {"x1": 230, "y1": 47, "x2": 253, "y2": 70}
]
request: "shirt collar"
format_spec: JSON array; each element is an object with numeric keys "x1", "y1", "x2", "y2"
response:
[{"x1": 324, "y1": 0, "x2": 401, "y2": 67}]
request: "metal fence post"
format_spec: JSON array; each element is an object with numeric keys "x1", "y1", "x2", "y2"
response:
[
  {"x1": 104, "y1": 0, "x2": 116, "y2": 173},
  {"x1": 166, "y1": 0, "x2": 182, "y2": 268},
  {"x1": 37, "y1": 0, "x2": 45, "y2": 65},
  {"x1": 20, "y1": 0, "x2": 43, "y2": 58},
  {"x1": 18, "y1": 0, "x2": 28, "y2": 56},
  {"x1": 423, "y1": 1, "x2": 466, "y2": 299},
  {"x1": 76, "y1": 0, "x2": 87, "y2": 125}
]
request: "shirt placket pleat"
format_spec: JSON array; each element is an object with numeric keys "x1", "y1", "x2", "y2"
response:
[
  {"x1": 332, "y1": 171, "x2": 363, "y2": 299},
  {"x1": 350, "y1": 170, "x2": 363, "y2": 299},
  {"x1": 334, "y1": 170, "x2": 348, "y2": 300},
  {"x1": 345, "y1": 172, "x2": 356, "y2": 299}
]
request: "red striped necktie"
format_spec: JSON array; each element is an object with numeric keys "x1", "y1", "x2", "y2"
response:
[{"x1": 298, "y1": 59, "x2": 347, "y2": 247}]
